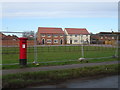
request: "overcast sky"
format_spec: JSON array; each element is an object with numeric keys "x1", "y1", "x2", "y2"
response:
[
  {"x1": 2, "y1": 2, "x2": 118, "y2": 18},
  {"x1": 0, "y1": 0, "x2": 119, "y2": 34}
]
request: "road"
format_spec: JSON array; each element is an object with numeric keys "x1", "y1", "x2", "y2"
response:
[{"x1": 2, "y1": 60, "x2": 119, "y2": 75}]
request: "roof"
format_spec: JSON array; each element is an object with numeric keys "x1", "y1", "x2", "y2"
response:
[
  {"x1": 65, "y1": 28, "x2": 89, "y2": 34},
  {"x1": 91, "y1": 35, "x2": 100, "y2": 39},
  {"x1": 2, "y1": 35, "x2": 18, "y2": 40},
  {"x1": 99, "y1": 32, "x2": 120, "y2": 34},
  {"x1": 0, "y1": 32, "x2": 6, "y2": 38},
  {"x1": 38, "y1": 27, "x2": 64, "y2": 34}
]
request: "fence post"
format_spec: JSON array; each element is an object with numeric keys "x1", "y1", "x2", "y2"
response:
[
  {"x1": 19, "y1": 37, "x2": 28, "y2": 66},
  {"x1": 81, "y1": 35, "x2": 84, "y2": 58}
]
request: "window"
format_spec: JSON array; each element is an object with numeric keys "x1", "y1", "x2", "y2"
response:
[
  {"x1": 47, "y1": 34, "x2": 51, "y2": 37},
  {"x1": 112, "y1": 37, "x2": 114, "y2": 39},
  {"x1": 13, "y1": 39, "x2": 16, "y2": 41},
  {"x1": 54, "y1": 35, "x2": 58, "y2": 37},
  {"x1": 47, "y1": 39, "x2": 52, "y2": 43},
  {"x1": 101, "y1": 37, "x2": 103, "y2": 39},
  {"x1": 105, "y1": 37, "x2": 107, "y2": 39},
  {"x1": 41, "y1": 34, "x2": 45, "y2": 37},
  {"x1": 60, "y1": 35, "x2": 63, "y2": 37},
  {"x1": 81, "y1": 40, "x2": 84, "y2": 42},
  {"x1": 54, "y1": 39, "x2": 58, "y2": 43},
  {"x1": 70, "y1": 35, "x2": 72, "y2": 37},
  {"x1": 75, "y1": 35, "x2": 77, "y2": 37},
  {"x1": 74, "y1": 40, "x2": 78, "y2": 42}
]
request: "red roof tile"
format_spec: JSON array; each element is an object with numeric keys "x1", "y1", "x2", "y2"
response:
[
  {"x1": 65, "y1": 28, "x2": 89, "y2": 34},
  {"x1": 38, "y1": 27, "x2": 64, "y2": 34}
]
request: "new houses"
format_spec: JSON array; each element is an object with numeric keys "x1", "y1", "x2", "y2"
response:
[
  {"x1": 64, "y1": 28, "x2": 90, "y2": 44},
  {"x1": 37, "y1": 27, "x2": 90, "y2": 45},
  {"x1": 37, "y1": 27, "x2": 65, "y2": 45},
  {"x1": 1, "y1": 27, "x2": 119, "y2": 45}
]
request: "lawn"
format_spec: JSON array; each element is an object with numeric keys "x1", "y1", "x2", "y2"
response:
[{"x1": 2, "y1": 45, "x2": 117, "y2": 65}]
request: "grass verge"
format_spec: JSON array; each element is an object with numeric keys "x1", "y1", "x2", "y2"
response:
[
  {"x1": 2, "y1": 64, "x2": 119, "y2": 89},
  {"x1": 2, "y1": 57, "x2": 118, "y2": 69}
]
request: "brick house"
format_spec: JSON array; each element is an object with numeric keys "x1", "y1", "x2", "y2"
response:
[
  {"x1": 64, "y1": 28, "x2": 90, "y2": 44},
  {"x1": 91, "y1": 32, "x2": 120, "y2": 45},
  {"x1": 1, "y1": 34, "x2": 19, "y2": 46},
  {"x1": 37, "y1": 27, "x2": 65, "y2": 45},
  {"x1": 98, "y1": 32, "x2": 119, "y2": 45},
  {"x1": 2, "y1": 35, "x2": 19, "y2": 40},
  {"x1": 90, "y1": 34, "x2": 100, "y2": 44}
]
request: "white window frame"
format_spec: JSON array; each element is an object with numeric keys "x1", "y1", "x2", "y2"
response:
[
  {"x1": 105, "y1": 37, "x2": 107, "y2": 39},
  {"x1": 74, "y1": 40, "x2": 78, "y2": 42},
  {"x1": 101, "y1": 37, "x2": 103, "y2": 39},
  {"x1": 54, "y1": 35, "x2": 58, "y2": 37},
  {"x1": 60, "y1": 34, "x2": 63, "y2": 37},
  {"x1": 47, "y1": 34, "x2": 51, "y2": 37},
  {"x1": 112, "y1": 37, "x2": 114, "y2": 39},
  {"x1": 41, "y1": 34, "x2": 45, "y2": 37},
  {"x1": 13, "y1": 39, "x2": 16, "y2": 41},
  {"x1": 75, "y1": 35, "x2": 77, "y2": 37},
  {"x1": 47, "y1": 39, "x2": 52, "y2": 43},
  {"x1": 54, "y1": 39, "x2": 58, "y2": 43}
]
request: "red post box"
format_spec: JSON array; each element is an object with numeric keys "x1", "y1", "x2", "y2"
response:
[{"x1": 19, "y1": 37, "x2": 28, "y2": 66}]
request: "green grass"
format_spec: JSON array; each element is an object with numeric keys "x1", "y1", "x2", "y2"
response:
[
  {"x1": 2, "y1": 45, "x2": 118, "y2": 69},
  {"x1": 2, "y1": 64, "x2": 119, "y2": 89},
  {"x1": 2, "y1": 46, "x2": 116, "y2": 64}
]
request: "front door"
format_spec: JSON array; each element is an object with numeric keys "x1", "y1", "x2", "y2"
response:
[
  {"x1": 42, "y1": 39, "x2": 45, "y2": 44},
  {"x1": 70, "y1": 40, "x2": 72, "y2": 44},
  {"x1": 60, "y1": 39, "x2": 63, "y2": 44}
]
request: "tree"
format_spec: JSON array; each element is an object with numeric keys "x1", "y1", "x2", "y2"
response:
[
  {"x1": 22, "y1": 31, "x2": 34, "y2": 40},
  {"x1": 90, "y1": 32, "x2": 93, "y2": 35}
]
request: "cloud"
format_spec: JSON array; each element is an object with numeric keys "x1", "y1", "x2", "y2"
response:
[{"x1": 2, "y1": 2, "x2": 118, "y2": 18}]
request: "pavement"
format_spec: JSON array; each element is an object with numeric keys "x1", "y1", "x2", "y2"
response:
[{"x1": 2, "y1": 60, "x2": 119, "y2": 75}]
